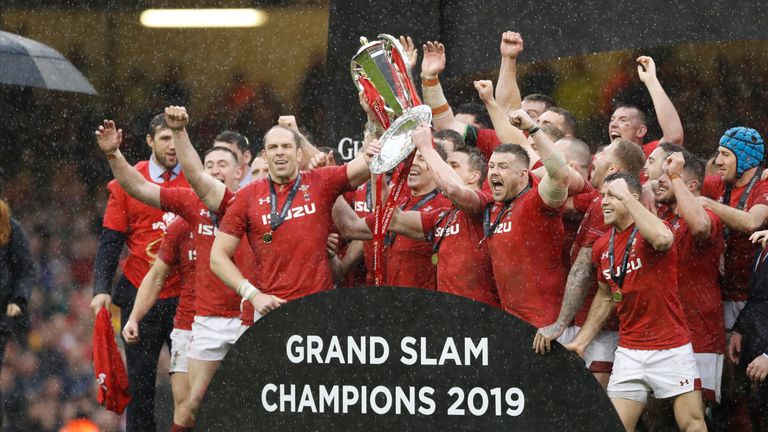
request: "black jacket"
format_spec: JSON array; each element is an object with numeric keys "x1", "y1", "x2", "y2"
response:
[
  {"x1": 734, "y1": 249, "x2": 768, "y2": 365},
  {"x1": 0, "y1": 219, "x2": 35, "y2": 311}
]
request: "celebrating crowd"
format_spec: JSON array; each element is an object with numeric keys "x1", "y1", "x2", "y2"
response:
[{"x1": 73, "y1": 31, "x2": 768, "y2": 432}]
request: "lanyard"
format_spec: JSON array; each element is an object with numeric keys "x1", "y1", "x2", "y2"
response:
[
  {"x1": 608, "y1": 226, "x2": 639, "y2": 289},
  {"x1": 482, "y1": 186, "x2": 530, "y2": 240},
  {"x1": 384, "y1": 189, "x2": 439, "y2": 246},
  {"x1": 722, "y1": 167, "x2": 762, "y2": 241},
  {"x1": 267, "y1": 173, "x2": 303, "y2": 232},
  {"x1": 365, "y1": 180, "x2": 372, "y2": 211},
  {"x1": 431, "y1": 208, "x2": 460, "y2": 254}
]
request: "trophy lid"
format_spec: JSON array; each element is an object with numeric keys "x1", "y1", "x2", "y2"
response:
[{"x1": 369, "y1": 105, "x2": 432, "y2": 175}]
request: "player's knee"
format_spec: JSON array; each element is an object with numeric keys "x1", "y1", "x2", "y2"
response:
[{"x1": 678, "y1": 417, "x2": 706, "y2": 432}]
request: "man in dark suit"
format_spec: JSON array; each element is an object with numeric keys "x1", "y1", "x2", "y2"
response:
[{"x1": 729, "y1": 229, "x2": 768, "y2": 429}]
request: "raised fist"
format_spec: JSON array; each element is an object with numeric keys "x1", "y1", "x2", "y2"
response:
[
  {"x1": 278, "y1": 115, "x2": 299, "y2": 132},
  {"x1": 474, "y1": 80, "x2": 494, "y2": 103},
  {"x1": 664, "y1": 152, "x2": 686, "y2": 176},
  {"x1": 164, "y1": 106, "x2": 189, "y2": 130},
  {"x1": 636, "y1": 56, "x2": 657, "y2": 83},
  {"x1": 411, "y1": 123, "x2": 433, "y2": 151},
  {"x1": 508, "y1": 109, "x2": 536, "y2": 132},
  {"x1": 500, "y1": 31, "x2": 524, "y2": 59}
]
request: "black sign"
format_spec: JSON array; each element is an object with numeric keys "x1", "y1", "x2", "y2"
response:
[{"x1": 197, "y1": 287, "x2": 622, "y2": 431}]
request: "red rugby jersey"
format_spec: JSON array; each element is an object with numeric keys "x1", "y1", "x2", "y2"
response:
[
  {"x1": 157, "y1": 218, "x2": 196, "y2": 330},
  {"x1": 485, "y1": 179, "x2": 567, "y2": 327},
  {"x1": 592, "y1": 224, "x2": 690, "y2": 350},
  {"x1": 364, "y1": 191, "x2": 452, "y2": 290},
  {"x1": 704, "y1": 175, "x2": 768, "y2": 301},
  {"x1": 101, "y1": 161, "x2": 189, "y2": 298},
  {"x1": 420, "y1": 190, "x2": 499, "y2": 307},
  {"x1": 160, "y1": 187, "x2": 253, "y2": 318},
  {"x1": 661, "y1": 208, "x2": 725, "y2": 354},
  {"x1": 219, "y1": 166, "x2": 353, "y2": 301}
]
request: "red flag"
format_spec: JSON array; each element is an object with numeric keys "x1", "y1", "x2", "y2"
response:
[{"x1": 93, "y1": 307, "x2": 131, "y2": 414}]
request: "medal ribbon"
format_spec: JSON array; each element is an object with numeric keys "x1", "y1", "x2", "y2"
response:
[
  {"x1": 373, "y1": 152, "x2": 416, "y2": 286},
  {"x1": 608, "y1": 226, "x2": 639, "y2": 289},
  {"x1": 481, "y1": 186, "x2": 530, "y2": 240},
  {"x1": 268, "y1": 173, "x2": 303, "y2": 233},
  {"x1": 431, "y1": 208, "x2": 460, "y2": 254}
]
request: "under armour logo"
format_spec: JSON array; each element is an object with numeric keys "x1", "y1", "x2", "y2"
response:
[
  {"x1": 199, "y1": 209, "x2": 210, "y2": 217},
  {"x1": 259, "y1": 197, "x2": 271, "y2": 205},
  {"x1": 679, "y1": 379, "x2": 689, "y2": 386}
]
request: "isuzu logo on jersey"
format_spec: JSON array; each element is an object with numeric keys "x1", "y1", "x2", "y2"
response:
[
  {"x1": 435, "y1": 223, "x2": 460, "y2": 238},
  {"x1": 354, "y1": 201, "x2": 372, "y2": 213},
  {"x1": 493, "y1": 222, "x2": 512, "y2": 234},
  {"x1": 602, "y1": 258, "x2": 643, "y2": 280},
  {"x1": 198, "y1": 224, "x2": 218, "y2": 236},
  {"x1": 260, "y1": 203, "x2": 317, "y2": 226}
]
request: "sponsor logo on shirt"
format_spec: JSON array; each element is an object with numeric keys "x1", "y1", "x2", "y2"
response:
[
  {"x1": 259, "y1": 197, "x2": 271, "y2": 205},
  {"x1": 493, "y1": 222, "x2": 512, "y2": 234},
  {"x1": 601, "y1": 258, "x2": 643, "y2": 280},
  {"x1": 198, "y1": 224, "x2": 218, "y2": 236},
  {"x1": 435, "y1": 223, "x2": 460, "y2": 238},
  {"x1": 260, "y1": 203, "x2": 317, "y2": 226},
  {"x1": 354, "y1": 201, "x2": 372, "y2": 213},
  {"x1": 187, "y1": 250, "x2": 197, "y2": 261}
]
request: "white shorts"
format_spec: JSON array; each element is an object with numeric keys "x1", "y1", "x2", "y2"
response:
[
  {"x1": 695, "y1": 353, "x2": 724, "y2": 403},
  {"x1": 723, "y1": 300, "x2": 746, "y2": 331},
  {"x1": 608, "y1": 343, "x2": 700, "y2": 403},
  {"x1": 169, "y1": 328, "x2": 192, "y2": 374},
  {"x1": 188, "y1": 316, "x2": 242, "y2": 362},
  {"x1": 569, "y1": 326, "x2": 619, "y2": 373}
]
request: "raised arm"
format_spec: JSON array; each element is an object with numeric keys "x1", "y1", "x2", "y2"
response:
[
  {"x1": 494, "y1": 31, "x2": 524, "y2": 114},
  {"x1": 345, "y1": 139, "x2": 379, "y2": 188},
  {"x1": 564, "y1": 281, "x2": 616, "y2": 358},
  {"x1": 533, "y1": 246, "x2": 595, "y2": 354},
  {"x1": 637, "y1": 56, "x2": 684, "y2": 145},
  {"x1": 420, "y1": 41, "x2": 467, "y2": 135},
  {"x1": 164, "y1": 106, "x2": 227, "y2": 210},
  {"x1": 210, "y1": 231, "x2": 286, "y2": 315},
  {"x1": 610, "y1": 178, "x2": 674, "y2": 251},
  {"x1": 95, "y1": 120, "x2": 161, "y2": 208},
  {"x1": 411, "y1": 124, "x2": 484, "y2": 214},
  {"x1": 666, "y1": 153, "x2": 711, "y2": 241},
  {"x1": 475, "y1": 80, "x2": 529, "y2": 148},
  {"x1": 510, "y1": 110, "x2": 570, "y2": 208}
]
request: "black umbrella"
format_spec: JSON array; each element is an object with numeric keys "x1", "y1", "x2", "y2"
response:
[{"x1": 0, "y1": 30, "x2": 97, "y2": 95}]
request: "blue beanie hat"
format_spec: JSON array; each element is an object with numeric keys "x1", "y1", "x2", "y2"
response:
[{"x1": 719, "y1": 127, "x2": 764, "y2": 177}]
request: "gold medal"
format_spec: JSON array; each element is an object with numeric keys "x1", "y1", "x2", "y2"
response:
[
  {"x1": 431, "y1": 253, "x2": 438, "y2": 266},
  {"x1": 612, "y1": 291, "x2": 623, "y2": 302},
  {"x1": 262, "y1": 232, "x2": 273, "y2": 244}
]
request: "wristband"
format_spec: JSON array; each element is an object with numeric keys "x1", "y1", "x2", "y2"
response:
[
  {"x1": 527, "y1": 126, "x2": 541, "y2": 136},
  {"x1": 236, "y1": 279, "x2": 260, "y2": 302},
  {"x1": 421, "y1": 77, "x2": 440, "y2": 87},
  {"x1": 669, "y1": 172, "x2": 682, "y2": 181}
]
